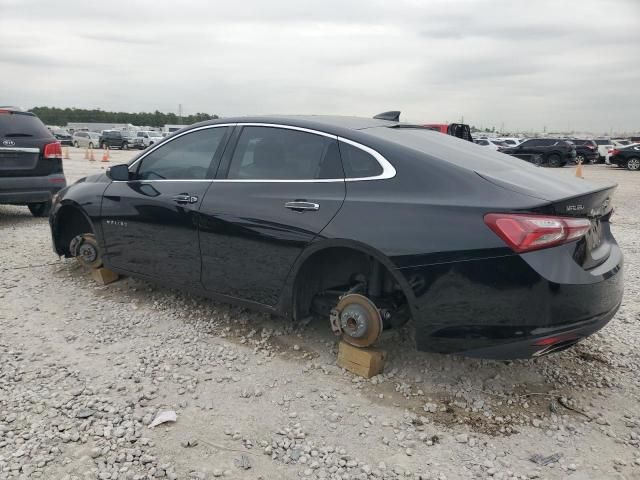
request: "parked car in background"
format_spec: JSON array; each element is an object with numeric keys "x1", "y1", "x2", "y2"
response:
[
  {"x1": 99, "y1": 130, "x2": 129, "y2": 150},
  {"x1": 72, "y1": 131, "x2": 101, "y2": 149},
  {"x1": 496, "y1": 137, "x2": 522, "y2": 147},
  {"x1": 594, "y1": 138, "x2": 614, "y2": 162},
  {"x1": 475, "y1": 138, "x2": 506, "y2": 151},
  {"x1": 51, "y1": 129, "x2": 73, "y2": 146},
  {"x1": 0, "y1": 107, "x2": 66, "y2": 216},
  {"x1": 49, "y1": 115, "x2": 622, "y2": 359},
  {"x1": 569, "y1": 139, "x2": 599, "y2": 164},
  {"x1": 609, "y1": 144, "x2": 640, "y2": 170},
  {"x1": 501, "y1": 138, "x2": 575, "y2": 167},
  {"x1": 423, "y1": 123, "x2": 474, "y2": 142},
  {"x1": 612, "y1": 139, "x2": 631, "y2": 147},
  {"x1": 133, "y1": 130, "x2": 164, "y2": 149}
]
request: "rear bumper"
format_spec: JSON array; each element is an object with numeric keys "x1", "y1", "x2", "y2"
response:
[
  {"x1": 579, "y1": 151, "x2": 598, "y2": 162},
  {"x1": 460, "y1": 299, "x2": 620, "y2": 358},
  {"x1": 398, "y1": 240, "x2": 624, "y2": 359},
  {"x1": 0, "y1": 174, "x2": 66, "y2": 204}
]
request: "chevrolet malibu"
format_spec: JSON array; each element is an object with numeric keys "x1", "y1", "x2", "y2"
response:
[{"x1": 49, "y1": 115, "x2": 623, "y2": 358}]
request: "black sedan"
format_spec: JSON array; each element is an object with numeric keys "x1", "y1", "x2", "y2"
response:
[
  {"x1": 48, "y1": 115, "x2": 623, "y2": 359},
  {"x1": 609, "y1": 144, "x2": 640, "y2": 170}
]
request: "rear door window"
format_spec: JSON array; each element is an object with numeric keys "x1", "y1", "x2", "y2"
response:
[
  {"x1": 135, "y1": 127, "x2": 228, "y2": 180},
  {"x1": 227, "y1": 126, "x2": 343, "y2": 180}
]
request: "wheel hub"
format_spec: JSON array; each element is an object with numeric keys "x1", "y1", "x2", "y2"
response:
[
  {"x1": 330, "y1": 294, "x2": 383, "y2": 348},
  {"x1": 78, "y1": 243, "x2": 98, "y2": 263},
  {"x1": 70, "y1": 233, "x2": 102, "y2": 269},
  {"x1": 340, "y1": 304, "x2": 369, "y2": 338}
]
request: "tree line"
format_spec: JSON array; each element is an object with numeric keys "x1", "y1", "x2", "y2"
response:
[{"x1": 30, "y1": 106, "x2": 218, "y2": 128}]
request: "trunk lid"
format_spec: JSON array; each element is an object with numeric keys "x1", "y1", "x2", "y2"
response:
[{"x1": 479, "y1": 169, "x2": 616, "y2": 270}]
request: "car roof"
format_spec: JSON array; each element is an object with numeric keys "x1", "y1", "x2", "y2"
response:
[{"x1": 195, "y1": 115, "x2": 399, "y2": 134}]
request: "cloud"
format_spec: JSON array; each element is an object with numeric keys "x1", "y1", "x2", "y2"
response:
[{"x1": 0, "y1": 0, "x2": 638, "y2": 133}]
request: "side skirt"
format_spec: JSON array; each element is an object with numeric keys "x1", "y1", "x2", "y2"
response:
[{"x1": 102, "y1": 261, "x2": 281, "y2": 318}]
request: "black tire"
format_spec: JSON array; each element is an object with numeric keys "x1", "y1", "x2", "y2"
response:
[
  {"x1": 574, "y1": 154, "x2": 584, "y2": 165},
  {"x1": 89, "y1": 142, "x2": 94, "y2": 149},
  {"x1": 121, "y1": 142, "x2": 128, "y2": 150},
  {"x1": 101, "y1": 142, "x2": 107, "y2": 149},
  {"x1": 74, "y1": 141, "x2": 79, "y2": 148},
  {"x1": 626, "y1": 157, "x2": 640, "y2": 171},
  {"x1": 28, "y1": 200, "x2": 52, "y2": 217},
  {"x1": 547, "y1": 154, "x2": 562, "y2": 168}
]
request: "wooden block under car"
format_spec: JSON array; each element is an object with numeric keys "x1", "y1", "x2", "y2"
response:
[
  {"x1": 91, "y1": 267, "x2": 120, "y2": 285},
  {"x1": 337, "y1": 341, "x2": 386, "y2": 379}
]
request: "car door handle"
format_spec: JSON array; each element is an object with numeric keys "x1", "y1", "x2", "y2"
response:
[
  {"x1": 284, "y1": 201, "x2": 320, "y2": 211},
  {"x1": 173, "y1": 194, "x2": 198, "y2": 204}
]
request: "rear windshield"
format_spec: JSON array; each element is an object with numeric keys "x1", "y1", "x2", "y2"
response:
[
  {"x1": 365, "y1": 126, "x2": 540, "y2": 174},
  {"x1": 594, "y1": 140, "x2": 611, "y2": 145},
  {"x1": 0, "y1": 112, "x2": 52, "y2": 138}
]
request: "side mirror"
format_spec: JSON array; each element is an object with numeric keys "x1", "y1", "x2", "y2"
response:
[{"x1": 107, "y1": 163, "x2": 130, "y2": 181}]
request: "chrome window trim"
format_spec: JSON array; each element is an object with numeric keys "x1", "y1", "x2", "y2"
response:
[
  {"x1": 337, "y1": 136, "x2": 396, "y2": 181},
  {"x1": 121, "y1": 122, "x2": 396, "y2": 183},
  {"x1": 0, "y1": 147, "x2": 40, "y2": 153}
]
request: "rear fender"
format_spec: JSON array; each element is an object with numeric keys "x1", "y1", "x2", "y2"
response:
[{"x1": 277, "y1": 238, "x2": 419, "y2": 320}]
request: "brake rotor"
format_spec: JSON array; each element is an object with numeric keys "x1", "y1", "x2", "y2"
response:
[
  {"x1": 70, "y1": 233, "x2": 102, "y2": 269},
  {"x1": 334, "y1": 294, "x2": 383, "y2": 348}
]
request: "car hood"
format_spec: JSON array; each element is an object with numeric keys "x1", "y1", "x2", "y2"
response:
[{"x1": 77, "y1": 172, "x2": 109, "y2": 184}]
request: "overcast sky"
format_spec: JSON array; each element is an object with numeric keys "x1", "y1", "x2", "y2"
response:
[{"x1": 1, "y1": 0, "x2": 638, "y2": 133}]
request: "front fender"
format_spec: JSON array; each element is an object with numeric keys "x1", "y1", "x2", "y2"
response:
[{"x1": 49, "y1": 179, "x2": 110, "y2": 255}]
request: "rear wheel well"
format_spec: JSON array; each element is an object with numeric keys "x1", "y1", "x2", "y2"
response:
[
  {"x1": 292, "y1": 247, "x2": 411, "y2": 329},
  {"x1": 55, "y1": 206, "x2": 94, "y2": 256}
]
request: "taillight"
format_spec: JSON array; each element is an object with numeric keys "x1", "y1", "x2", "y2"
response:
[
  {"x1": 484, "y1": 213, "x2": 591, "y2": 253},
  {"x1": 609, "y1": 149, "x2": 619, "y2": 156},
  {"x1": 43, "y1": 142, "x2": 63, "y2": 159}
]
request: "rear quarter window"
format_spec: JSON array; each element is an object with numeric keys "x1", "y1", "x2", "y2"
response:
[{"x1": 339, "y1": 141, "x2": 382, "y2": 178}]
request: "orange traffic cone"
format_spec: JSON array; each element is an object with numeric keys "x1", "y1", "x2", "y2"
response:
[
  {"x1": 89, "y1": 147, "x2": 95, "y2": 162},
  {"x1": 63, "y1": 146, "x2": 70, "y2": 159},
  {"x1": 575, "y1": 159, "x2": 584, "y2": 179},
  {"x1": 84, "y1": 148, "x2": 89, "y2": 160},
  {"x1": 101, "y1": 146, "x2": 110, "y2": 162}
]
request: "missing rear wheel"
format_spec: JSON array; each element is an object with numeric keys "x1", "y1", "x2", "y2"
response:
[{"x1": 332, "y1": 294, "x2": 383, "y2": 348}]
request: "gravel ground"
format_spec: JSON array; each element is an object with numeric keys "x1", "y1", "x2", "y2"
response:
[{"x1": 1, "y1": 149, "x2": 639, "y2": 480}]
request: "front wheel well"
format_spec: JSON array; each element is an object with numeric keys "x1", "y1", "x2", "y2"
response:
[
  {"x1": 292, "y1": 246, "x2": 412, "y2": 329},
  {"x1": 55, "y1": 206, "x2": 95, "y2": 256}
]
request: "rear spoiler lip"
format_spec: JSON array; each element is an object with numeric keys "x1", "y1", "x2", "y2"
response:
[{"x1": 476, "y1": 171, "x2": 617, "y2": 206}]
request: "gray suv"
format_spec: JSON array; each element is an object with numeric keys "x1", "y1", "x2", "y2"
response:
[{"x1": 0, "y1": 107, "x2": 67, "y2": 216}]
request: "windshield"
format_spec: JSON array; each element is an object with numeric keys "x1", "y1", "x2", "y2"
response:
[{"x1": 594, "y1": 139, "x2": 611, "y2": 145}]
